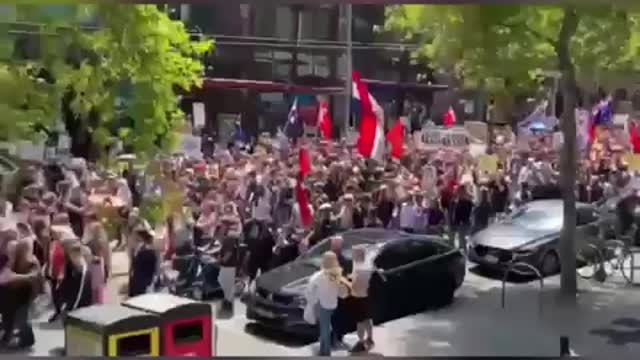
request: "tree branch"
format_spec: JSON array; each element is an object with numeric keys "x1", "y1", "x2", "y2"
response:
[{"x1": 498, "y1": 21, "x2": 556, "y2": 46}]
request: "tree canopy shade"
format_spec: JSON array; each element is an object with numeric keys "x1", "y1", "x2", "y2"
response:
[
  {"x1": 0, "y1": 4, "x2": 213, "y2": 159},
  {"x1": 386, "y1": 4, "x2": 640, "y2": 298}
]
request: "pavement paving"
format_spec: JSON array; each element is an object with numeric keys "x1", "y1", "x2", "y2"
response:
[{"x1": 18, "y1": 249, "x2": 640, "y2": 357}]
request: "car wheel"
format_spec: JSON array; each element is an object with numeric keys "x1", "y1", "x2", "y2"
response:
[
  {"x1": 433, "y1": 277, "x2": 455, "y2": 308},
  {"x1": 541, "y1": 251, "x2": 560, "y2": 276}
]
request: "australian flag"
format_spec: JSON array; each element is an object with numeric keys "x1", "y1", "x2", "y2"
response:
[{"x1": 285, "y1": 97, "x2": 304, "y2": 141}]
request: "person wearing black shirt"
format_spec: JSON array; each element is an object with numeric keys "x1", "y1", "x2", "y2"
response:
[
  {"x1": 129, "y1": 225, "x2": 158, "y2": 297},
  {"x1": 451, "y1": 186, "x2": 473, "y2": 252},
  {"x1": 375, "y1": 186, "x2": 394, "y2": 228},
  {"x1": 218, "y1": 225, "x2": 239, "y2": 314},
  {"x1": 472, "y1": 189, "x2": 492, "y2": 234},
  {"x1": 243, "y1": 219, "x2": 275, "y2": 284}
]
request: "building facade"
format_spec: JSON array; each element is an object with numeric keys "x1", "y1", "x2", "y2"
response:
[{"x1": 167, "y1": 3, "x2": 446, "y2": 142}]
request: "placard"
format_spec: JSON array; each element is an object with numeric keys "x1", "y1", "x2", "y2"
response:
[
  {"x1": 180, "y1": 135, "x2": 202, "y2": 159},
  {"x1": 16, "y1": 141, "x2": 45, "y2": 161},
  {"x1": 624, "y1": 153, "x2": 640, "y2": 171},
  {"x1": 193, "y1": 102, "x2": 206, "y2": 128},
  {"x1": 477, "y1": 154, "x2": 499, "y2": 174}
]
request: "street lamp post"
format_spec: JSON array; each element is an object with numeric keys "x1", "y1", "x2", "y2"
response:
[{"x1": 344, "y1": 3, "x2": 353, "y2": 137}]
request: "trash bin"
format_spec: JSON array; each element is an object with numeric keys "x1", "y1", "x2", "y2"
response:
[
  {"x1": 123, "y1": 293, "x2": 212, "y2": 356},
  {"x1": 64, "y1": 304, "x2": 160, "y2": 356}
]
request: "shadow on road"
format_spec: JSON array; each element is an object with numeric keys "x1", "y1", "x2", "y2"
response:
[
  {"x1": 590, "y1": 317, "x2": 640, "y2": 346},
  {"x1": 243, "y1": 323, "x2": 314, "y2": 347}
]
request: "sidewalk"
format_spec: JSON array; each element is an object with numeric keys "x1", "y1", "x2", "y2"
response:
[{"x1": 26, "y1": 251, "x2": 640, "y2": 357}]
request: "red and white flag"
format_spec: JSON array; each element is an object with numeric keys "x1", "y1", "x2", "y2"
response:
[
  {"x1": 298, "y1": 146, "x2": 311, "y2": 178},
  {"x1": 443, "y1": 106, "x2": 456, "y2": 128},
  {"x1": 318, "y1": 100, "x2": 332, "y2": 140},
  {"x1": 386, "y1": 120, "x2": 404, "y2": 159},
  {"x1": 353, "y1": 71, "x2": 385, "y2": 161}
]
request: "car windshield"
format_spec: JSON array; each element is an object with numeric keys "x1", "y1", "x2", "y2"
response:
[
  {"x1": 509, "y1": 208, "x2": 562, "y2": 232},
  {"x1": 301, "y1": 236, "x2": 380, "y2": 268}
]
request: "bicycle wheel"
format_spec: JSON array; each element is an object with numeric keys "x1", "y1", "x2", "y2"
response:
[
  {"x1": 620, "y1": 249, "x2": 640, "y2": 285},
  {"x1": 577, "y1": 245, "x2": 601, "y2": 279},
  {"x1": 602, "y1": 240, "x2": 627, "y2": 276}
]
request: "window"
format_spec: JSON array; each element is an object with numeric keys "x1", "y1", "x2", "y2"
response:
[
  {"x1": 300, "y1": 7, "x2": 331, "y2": 40},
  {"x1": 275, "y1": 6, "x2": 294, "y2": 39}
]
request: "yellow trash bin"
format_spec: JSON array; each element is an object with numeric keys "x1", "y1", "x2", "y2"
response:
[{"x1": 65, "y1": 304, "x2": 160, "y2": 356}]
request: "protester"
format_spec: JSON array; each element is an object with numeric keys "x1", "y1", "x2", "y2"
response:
[
  {"x1": 128, "y1": 222, "x2": 158, "y2": 297},
  {"x1": 218, "y1": 216, "x2": 241, "y2": 314},
  {"x1": 348, "y1": 245, "x2": 375, "y2": 353},
  {"x1": 305, "y1": 251, "x2": 349, "y2": 356}
]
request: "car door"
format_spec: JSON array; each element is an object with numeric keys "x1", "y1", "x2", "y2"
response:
[{"x1": 372, "y1": 239, "x2": 439, "y2": 317}]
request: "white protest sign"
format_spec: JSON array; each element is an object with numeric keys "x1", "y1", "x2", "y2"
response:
[
  {"x1": 180, "y1": 135, "x2": 202, "y2": 159},
  {"x1": 419, "y1": 127, "x2": 469, "y2": 149},
  {"x1": 193, "y1": 102, "x2": 206, "y2": 128},
  {"x1": 16, "y1": 141, "x2": 45, "y2": 161}
]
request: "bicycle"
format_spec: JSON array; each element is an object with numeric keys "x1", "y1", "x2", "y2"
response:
[{"x1": 576, "y1": 238, "x2": 639, "y2": 285}]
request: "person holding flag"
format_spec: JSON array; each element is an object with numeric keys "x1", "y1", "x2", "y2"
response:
[
  {"x1": 318, "y1": 98, "x2": 333, "y2": 140},
  {"x1": 286, "y1": 97, "x2": 304, "y2": 145},
  {"x1": 352, "y1": 71, "x2": 385, "y2": 162}
]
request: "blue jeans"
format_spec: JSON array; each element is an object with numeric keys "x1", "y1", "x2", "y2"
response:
[{"x1": 316, "y1": 303, "x2": 334, "y2": 356}]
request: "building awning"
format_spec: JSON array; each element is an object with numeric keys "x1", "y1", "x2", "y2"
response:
[{"x1": 200, "y1": 77, "x2": 448, "y2": 95}]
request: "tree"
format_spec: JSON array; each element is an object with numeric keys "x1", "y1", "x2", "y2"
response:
[
  {"x1": 386, "y1": 4, "x2": 640, "y2": 298},
  {"x1": 0, "y1": 4, "x2": 213, "y2": 160}
]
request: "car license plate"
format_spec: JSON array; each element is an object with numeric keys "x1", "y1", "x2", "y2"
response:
[
  {"x1": 485, "y1": 254, "x2": 499, "y2": 264},
  {"x1": 254, "y1": 307, "x2": 277, "y2": 319}
]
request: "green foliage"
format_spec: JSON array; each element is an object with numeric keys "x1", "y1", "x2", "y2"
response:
[
  {"x1": 0, "y1": 4, "x2": 213, "y2": 157},
  {"x1": 385, "y1": 5, "x2": 640, "y2": 95}
]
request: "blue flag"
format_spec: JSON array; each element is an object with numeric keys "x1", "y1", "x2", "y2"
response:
[{"x1": 285, "y1": 97, "x2": 304, "y2": 140}]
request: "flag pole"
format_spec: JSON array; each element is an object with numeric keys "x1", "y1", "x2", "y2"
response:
[{"x1": 344, "y1": 3, "x2": 353, "y2": 138}]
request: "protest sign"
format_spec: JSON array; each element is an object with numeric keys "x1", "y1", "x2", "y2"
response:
[
  {"x1": 624, "y1": 153, "x2": 640, "y2": 171},
  {"x1": 192, "y1": 102, "x2": 206, "y2": 128},
  {"x1": 478, "y1": 154, "x2": 499, "y2": 174},
  {"x1": 417, "y1": 127, "x2": 469, "y2": 151},
  {"x1": 180, "y1": 135, "x2": 202, "y2": 159}
]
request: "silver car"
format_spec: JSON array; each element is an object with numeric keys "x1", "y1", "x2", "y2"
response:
[{"x1": 468, "y1": 200, "x2": 601, "y2": 276}]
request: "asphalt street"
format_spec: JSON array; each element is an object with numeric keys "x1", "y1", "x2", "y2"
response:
[{"x1": 15, "y1": 251, "x2": 640, "y2": 357}]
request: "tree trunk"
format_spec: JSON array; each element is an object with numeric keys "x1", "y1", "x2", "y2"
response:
[{"x1": 556, "y1": 7, "x2": 579, "y2": 299}]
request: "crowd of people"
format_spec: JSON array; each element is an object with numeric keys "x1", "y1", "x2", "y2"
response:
[{"x1": 1, "y1": 127, "x2": 639, "y2": 353}]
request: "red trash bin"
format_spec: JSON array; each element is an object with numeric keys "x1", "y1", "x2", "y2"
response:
[{"x1": 123, "y1": 293, "x2": 212, "y2": 356}]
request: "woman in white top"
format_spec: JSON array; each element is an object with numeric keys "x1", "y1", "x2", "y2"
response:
[{"x1": 304, "y1": 251, "x2": 349, "y2": 356}]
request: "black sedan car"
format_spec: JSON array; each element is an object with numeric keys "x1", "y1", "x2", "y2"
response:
[
  {"x1": 469, "y1": 199, "x2": 601, "y2": 276},
  {"x1": 245, "y1": 228, "x2": 466, "y2": 338}
]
